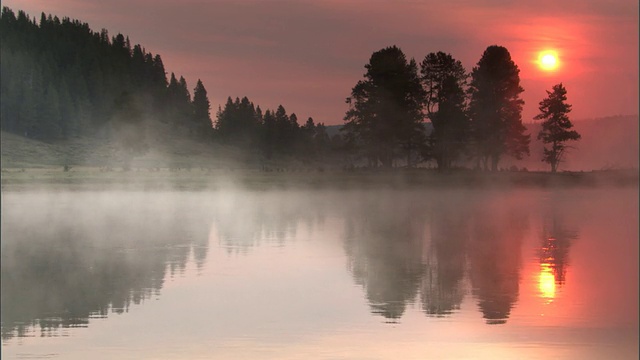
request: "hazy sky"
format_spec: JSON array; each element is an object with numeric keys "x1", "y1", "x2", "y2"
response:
[{"x1": 6, "y1": 0, "x2": 639, "y2": 125}]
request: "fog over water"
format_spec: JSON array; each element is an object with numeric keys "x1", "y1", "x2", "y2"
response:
[{"x1": 1, "y1": 185, "x2": 638, "y2": 359}]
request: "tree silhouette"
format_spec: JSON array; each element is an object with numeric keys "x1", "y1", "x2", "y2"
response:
[
  {"x1": 166, "y1": 73, "x2": 193, "y2": 130},
  {"x1": 192, "y1": 79, "x2": 213, "y2": 140},
  {"x1": 534, "y1": 83, "x2": 581, "y2": 173},
  {"x1": 0, "y1": 7, "x2": 178, "y2": 142},
  {"x1": 261, "y1": 109, "x2": 276, "y2": 160},
  {"x1": 214, "y1": 96, "x2": 263, "y2": 151},
  {"x1": 468, "y1": 45, "x2": 530, "y2": 171},
  {"x1": 344, "y1": 46, "x2": 426, "y2": 168},
  {"x1": 273, "y1": 105, "x2": 297, "y2": 155},
  {"x1": 420, "y1": 52, "x2": 469, "y2": 170}
]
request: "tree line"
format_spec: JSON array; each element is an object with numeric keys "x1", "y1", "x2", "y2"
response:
[
  {"x1": 0, "y1": 7, "x2": 343, "y2": 167},
  {"x1": 213, "y1": 96, "x2": 339, "y2": 164},
  {"x1": 1, "y1": 7, "x2": 579, "y2": 172},
  {"x1": 0, "y1": 7, "x2": 211, "y2": 141},
  {"x1": 343, "y1": 45, "x2": 579, "y2": 172}
]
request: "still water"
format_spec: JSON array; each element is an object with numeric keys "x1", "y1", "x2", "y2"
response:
[{"x1": 1, "y1": 187, "x2": 638, "y2": 359}]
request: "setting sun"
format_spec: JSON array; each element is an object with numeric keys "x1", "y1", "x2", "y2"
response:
[{"x1": 538, "y1": 50, "x2": 559, "y2": 71}]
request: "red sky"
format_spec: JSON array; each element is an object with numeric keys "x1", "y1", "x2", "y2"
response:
[{"x1": 5, "y1": 0, "x2": 639, "y2": 125}]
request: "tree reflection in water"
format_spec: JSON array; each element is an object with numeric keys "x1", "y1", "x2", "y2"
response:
[
  {"x1": 1, "y1": 189, "x2": 584, "y2": 340},
  {"x1": 468, "y1": 203, "x2": 527, "y2": 324},
  {"x1": 343, "y1": 195, "x2": 426, "y2": 320},
  {"x1": 0, "y1": 192, "x2": 211, "y2": 340},
  {"x1": 343, "y1": 192, "x2": 535, "y2": 325},
  {"x1": 420, "y1": 199, "x2": 469, "y2": 317},
  {"x1": 538, "y1": 201, "x2": 579, "y2": 302}
]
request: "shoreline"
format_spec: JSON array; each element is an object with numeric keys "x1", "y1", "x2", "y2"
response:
[{"x1": 2, "y1": 167, "x2": 638, "y2": 191}]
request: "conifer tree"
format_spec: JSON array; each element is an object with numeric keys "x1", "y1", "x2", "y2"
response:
[
  {"x1": 468, "y1": 45, "x2": 530, "y2": 171},
  {"x1": 262, "y1": 109, "x2": 276, "y2": 160},
  {"x1": 344, "y1": 46, "x2": 426, "y2": 168},
  {"x1": 534, "y1": 83, "x2": 580, "y2": 172},
  {"x1": 420, "y1": 51, "x2": 469, "y2": 170},
  {"x1": 192, "y1": 79, "x2": 212, "y2": 139}
]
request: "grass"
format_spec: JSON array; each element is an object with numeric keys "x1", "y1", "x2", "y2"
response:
[{"x1": 0, "y1": 129, "x2": 251, "y2": 169}]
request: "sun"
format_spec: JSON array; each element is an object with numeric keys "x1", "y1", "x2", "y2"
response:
[{"x1": 538, "y1": 50, "x2": 559, "y2": 71}]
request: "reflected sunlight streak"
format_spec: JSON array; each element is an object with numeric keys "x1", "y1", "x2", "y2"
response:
[{"x1": 538, "y1": 263, "x2": 556, "y2": 302}]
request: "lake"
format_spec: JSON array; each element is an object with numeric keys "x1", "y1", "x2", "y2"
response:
[{"x1": 1, "y1": 186, "x2": 638, "y2": 359}]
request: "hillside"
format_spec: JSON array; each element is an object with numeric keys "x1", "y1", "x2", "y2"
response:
[
  {"x1": 0, "y1": 123, "x2": 249, "y2": 170},
  {"x1": 0, "y1": 7, "x2": 336, "y2": 168}
]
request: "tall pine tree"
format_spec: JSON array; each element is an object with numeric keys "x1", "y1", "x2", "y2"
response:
[
  {"x1": 420, "y1": 51, "x2": 469, "y2": 170},
  {"x1": 534, "y1": 83, "x2": 580, "y2": 172},
  {"x1": 344, "y1": 46, "x2": 426, "y2": 168},
  {"x1": 192, "y1": 79, "x2": 212, "y2": 140},
  {"x1": 468, "y1": 45, "x2": 530, "y2": 171}
]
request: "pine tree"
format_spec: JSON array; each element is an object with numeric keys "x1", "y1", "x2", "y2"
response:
[
  {"x1": 420, "y1": 51, "x2": 469, "y2": 170},
  {"x1": 534, "y1": 83, "x2": 580, "y2": 172},
  {"x1": 274, "y1": 105, "x2": 290, "y2": 154},
  {"x1": 166, "y1": 73, "x2": 192, "y2": 129},
  {"x1": 344, "y1": 46, "x2": 426, "y2": 168},
  {"x1": 192, "y1": 79, "x2": 212, "y2": 139},
  {"x1": 468, "y1": 45, "x2": 530, "y2": 171},
  {"x1": 262, "y1": 109, "x2": 276, "y2": 160}
]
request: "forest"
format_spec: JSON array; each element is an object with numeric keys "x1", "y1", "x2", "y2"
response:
[
  {"x1": 0, "y1": 7, "x2": 612, "y2": 173},
  {"x1": 0, "y1": 7, "x2": 341, "y2": 169}
]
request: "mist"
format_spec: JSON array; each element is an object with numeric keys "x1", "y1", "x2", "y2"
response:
[
  {"x1": 500, "y1": 115, "x2": 639, "y2": 172},
  {"x1": 2, "y1": 4, "x2": 638, "y2": 359},
  {"x1": 2, "y1": 186, "x2": 637, "y2": 358}
]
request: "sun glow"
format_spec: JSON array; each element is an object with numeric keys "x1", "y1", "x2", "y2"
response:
[
  {"x1": 538, "y1": 263, "x2": 556, "y2": 302},
  {"x1": 538, "y1": 50, "x2": 559, "y2": 71}
]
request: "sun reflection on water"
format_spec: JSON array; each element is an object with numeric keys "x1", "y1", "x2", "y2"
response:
[{"x1": 538, "y1": 263, "x2": 556, "y2": 302}]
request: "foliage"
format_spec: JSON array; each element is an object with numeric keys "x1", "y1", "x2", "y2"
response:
[
  {"x1": 344, "y1": 46, "x2": 427, "y2": 168},
  {"x1": 215, "y1": 96, "x2": 262, "y2": 149},
  {"x1": 165, "y1": 73, "x2": 192, "y2": 129},
  {"x1": 420, "y1": 52, "x2": 469, "y2": 170},
  {"x1": 0, "y1": 7, "x2": 210, "y2": 144},
  {"x1": 534, "y1": 83, "x2": 580, "y2": 172},
  {"x1": 468, "y1": 45, "x2": 530, "y2": 171},
  {"x1": 192, "y1": 79, "x2": 213, "y2": 139}
]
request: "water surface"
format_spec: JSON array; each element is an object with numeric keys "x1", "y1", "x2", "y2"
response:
[{"x1": 1, "y1": 187, "x2": 638, "y2": 359}]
